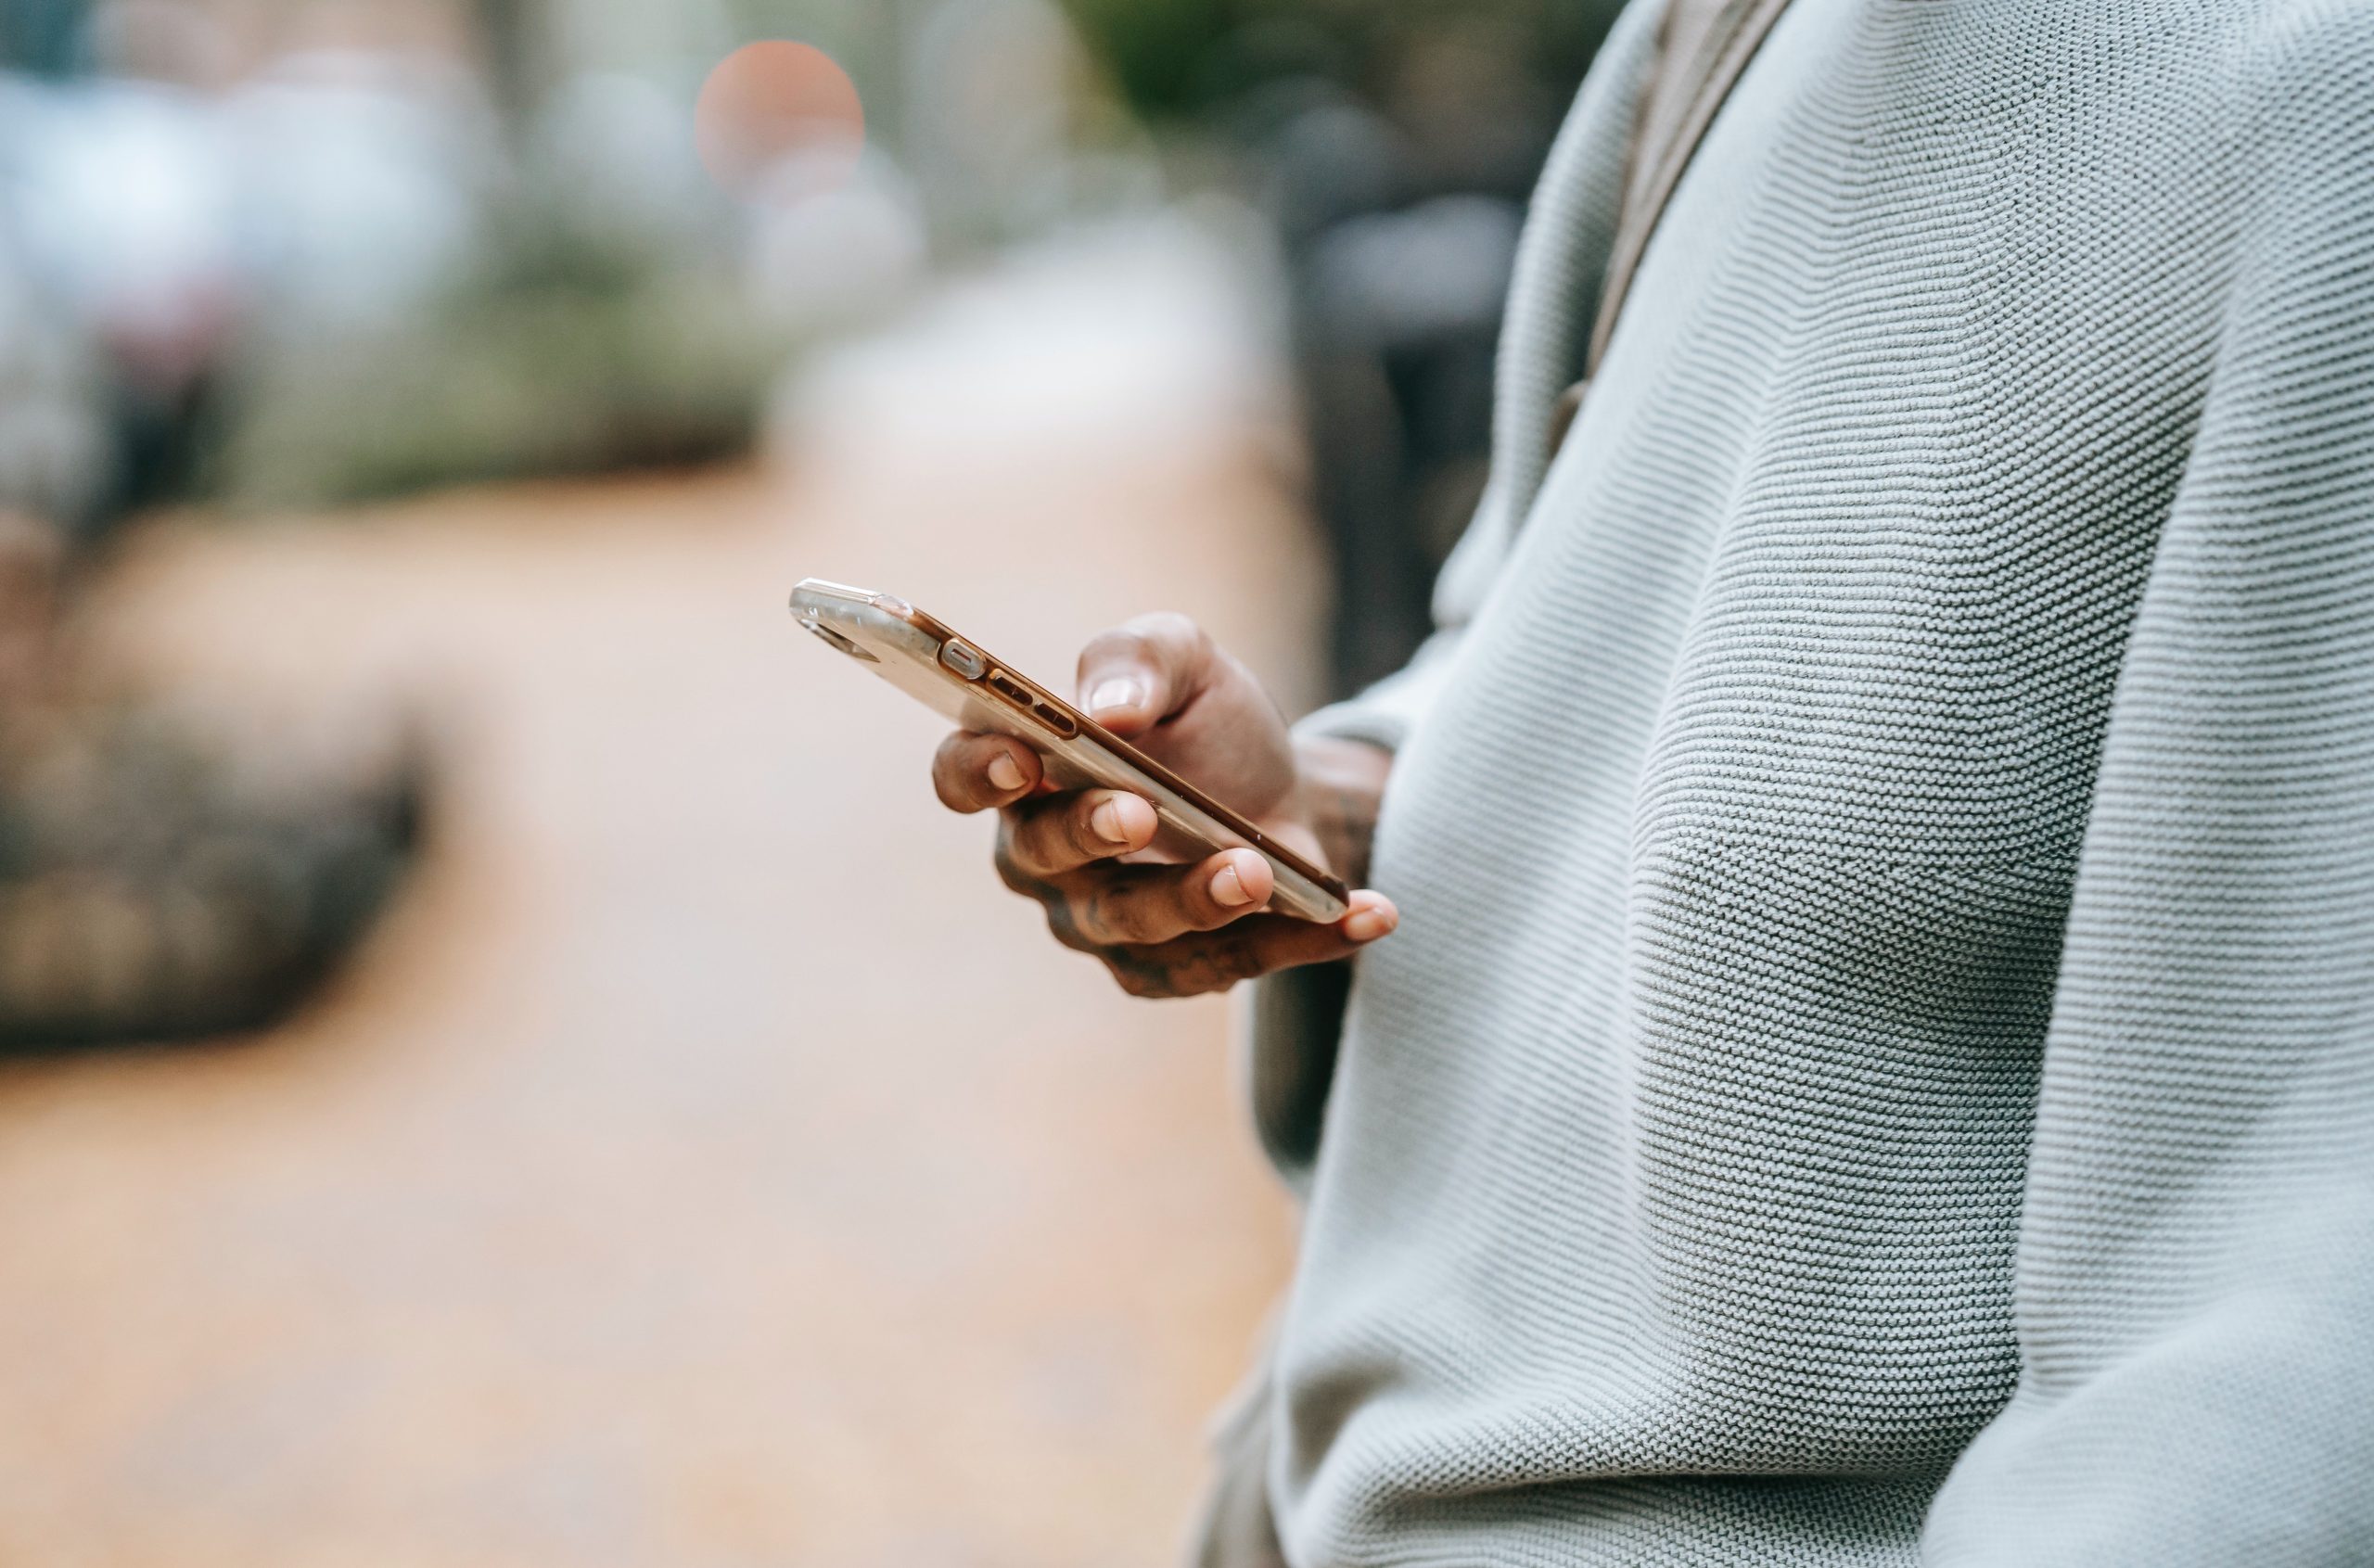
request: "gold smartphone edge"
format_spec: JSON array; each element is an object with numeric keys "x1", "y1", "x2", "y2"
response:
[{"x1": 849, "y1": 589, "x2": 1352, "y2": 910}]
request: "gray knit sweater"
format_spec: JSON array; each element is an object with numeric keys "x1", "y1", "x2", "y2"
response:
[{"x1": 1242, "y1": 1, "x2": 2374, "y2": 1562}]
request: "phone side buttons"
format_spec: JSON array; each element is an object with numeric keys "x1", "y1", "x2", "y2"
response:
[
  {"x1": 939, "y1": 640, "x2": 988, "y2": 681},
  {"x1": 982, "y1": 666, "x2": 1079, "y2": 738}
]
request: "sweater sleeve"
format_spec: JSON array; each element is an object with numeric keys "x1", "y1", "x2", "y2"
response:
[{"x1": 1922, "y1": 15, "x2": 2374, "y2": 1561}]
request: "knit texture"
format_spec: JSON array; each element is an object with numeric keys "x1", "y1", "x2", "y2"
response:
[{"x1": 1244, "y1": 1, "x2": 2374, "y2": 1562}]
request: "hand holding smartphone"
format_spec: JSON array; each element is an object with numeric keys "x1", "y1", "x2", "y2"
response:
[{"x1": 790, "y1": 580, "x2": 1399, "y2": 996}]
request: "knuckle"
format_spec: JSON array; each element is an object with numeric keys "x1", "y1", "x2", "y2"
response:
[
  {"x1": 1220, "y1": 937, "x2": 1270, "y2": 984},
  {"x1": 1073, "y1": 885, "x2": 1115, "y2": 943},
  {"x1": 1169, "y1": 937, "x2": 1264, "y2": 994},
  {"x1": 1090, "y1": 883, "x2": 1158, "y2": 945},
  {"x1": 1008, "y1": 808, "x2": 1065, "y2": 875},
  {"x1": 1112, "y1": 948, "x2": 1183, "y2": 999},
  {"x1": 1041, "y1": 894, "x2": 1094, "y2": 952},
  {"x1": 991, "y1": 833, "x2": 1030, "y2": 890},
  {"x1": 1070, "y1": 886, "x2": 1114, "y2": 944},
  {"x1": 1175, "y1": 962, "x2": 1227, "y2": 998}
]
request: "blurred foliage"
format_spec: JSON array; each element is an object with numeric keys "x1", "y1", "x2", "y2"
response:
[
  {"x1": 204, "y1": 207, "x2": 790, "y2": 509},
  {"x1": 1057, "y1": 0, "x2": 1229, "y2": 113},
  {"x1": 1056, "y1": 0, "x2": 1624, "y2": 120},
  {"x1": 126, "y1": 0, "x2": 1640, "y2": 512}
]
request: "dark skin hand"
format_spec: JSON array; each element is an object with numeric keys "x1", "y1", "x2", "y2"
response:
[{"x1": 931, "y1": 613, "x2": 1398, "y2": 998}]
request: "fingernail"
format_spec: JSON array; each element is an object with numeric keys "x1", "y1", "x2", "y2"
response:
[
  {"x1": 1087, "y1": 678, "x2": 1146, "y2": 717},
  {"x1": 1090, "y1": 796, "x2": 1129, "y2": 844},
  {"x1": 1344, "y1": 902, "x2": 1398, "y2": 943},
  {"x1": 1209, "y1": 861, "x2": 1255, "y2": 907},
  {"x1": 986, "y1": 753, "x2": 1025, "y2": 792}
]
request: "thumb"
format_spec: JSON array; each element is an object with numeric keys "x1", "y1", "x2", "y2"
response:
[{"x1": 1076, "y1": 612, "x2": 1215, "y2": 737}]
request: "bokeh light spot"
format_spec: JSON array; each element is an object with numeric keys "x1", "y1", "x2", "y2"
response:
[{"x1": 695, "y1": 42, "x2": 865, "y2": 199}]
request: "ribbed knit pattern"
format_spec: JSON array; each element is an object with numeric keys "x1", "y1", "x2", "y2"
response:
[{"x1": 1244, "y1": 1, "x2": 2374, "y2": 1562}]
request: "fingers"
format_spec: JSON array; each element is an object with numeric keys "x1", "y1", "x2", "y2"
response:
[
  {"x1": 1098, "y1": 891, "x2": 1400, "y2": 999},
  {"x1": 1063, "y1": 849, "x2": 1276, "y2": 948},
  {"x1": 1000, "y1": 787, "x2": 1158, "y2": 880},
  {"x1": 1076, "y1": 612, "x2": 1213, "y2": 735},
  {"x1": 933, "y1": 732, "x2": 1040, "y2": 813}
]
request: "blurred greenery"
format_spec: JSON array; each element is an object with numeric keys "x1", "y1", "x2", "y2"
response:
[
  {"x1": 204, "y1": 207, "x2": 790, "y2": 510},
  {"x1": 1060, "y1": 0, "x2": 1231, "y2": 112},
  {"x1": 196, "y1": 0, "x2": 1633, "y2": 511},
  {"x1": 1057, "y1": 0, "x2": 1622, "y2": 119}
]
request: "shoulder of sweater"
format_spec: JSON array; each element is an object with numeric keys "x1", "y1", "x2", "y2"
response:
[
  {"x1": 2232, "y1": 0, "x2": 2374, "y2": 114},
  {"x1": 2169, "y1": 0, "x2": 2374, "y2": 220}
]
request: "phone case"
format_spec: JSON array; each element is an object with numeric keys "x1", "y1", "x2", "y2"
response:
[{"x1": 789, "y1": 579, "x2": 1351, "y2": 923}]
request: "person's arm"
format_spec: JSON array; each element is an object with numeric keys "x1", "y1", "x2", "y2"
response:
[{"x1": 1922, "y1": 21, "x2": 2374, "y2": 1558}]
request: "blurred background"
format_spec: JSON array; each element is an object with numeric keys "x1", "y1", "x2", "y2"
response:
[{"x1": 0, "y1": 0, "x2": 1621, "y2": 1562}]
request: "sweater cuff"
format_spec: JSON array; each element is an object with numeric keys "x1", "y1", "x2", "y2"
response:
[{"x1": 1293, "y1": 624, "x2": 1465, "y2": 756}]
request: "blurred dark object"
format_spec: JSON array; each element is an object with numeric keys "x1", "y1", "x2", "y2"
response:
[
  {"x1": 1062, "y1": 0, "x2": 1627, "y2": 695},
  {"x1": 0, "y1": 695, "x2": 426, "y2": 1053},
  {"x1": 0, "y1": 0, "x2": 89, "y2": 79},
  {"x1": 1293, "y1": 182, "x2": 1517, "y2": 692},
  {"x1": 0, "y1": 505, "x2": 426, "y2": 1053},
  {"x1": 1062, "y1": 0, "x2": 1614, "y2": 129}
]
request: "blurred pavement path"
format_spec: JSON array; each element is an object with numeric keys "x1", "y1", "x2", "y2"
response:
[{"x1": 0, "y1": 223, "x2": 1321, "y2": 1568}]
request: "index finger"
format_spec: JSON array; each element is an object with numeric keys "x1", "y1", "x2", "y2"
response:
[{"x1": 931, "y1": 731, "x2": 1040, "y2": 813}]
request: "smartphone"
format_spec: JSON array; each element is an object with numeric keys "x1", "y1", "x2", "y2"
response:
[{"x1": 789, "y1": 579, "x2": 1350, "y2": 923}]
